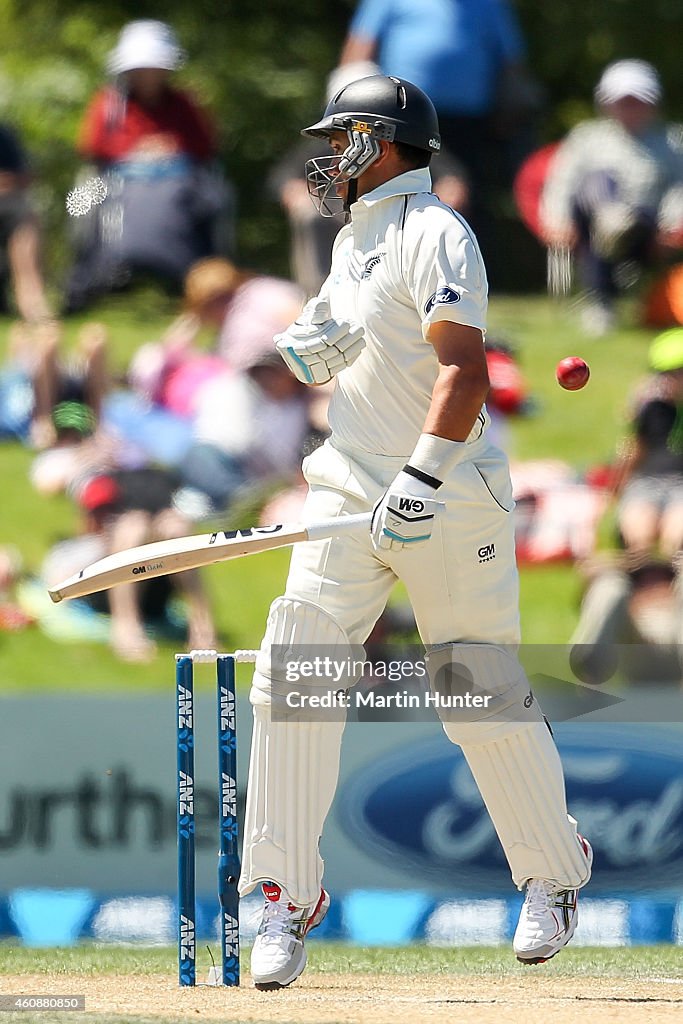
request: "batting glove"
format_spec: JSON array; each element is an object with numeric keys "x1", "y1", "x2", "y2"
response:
[
  {"x1": 371, "y1": 471, "x2": 443, "y2": 552},
  {"x1": 275, "y1": 297, "x2": 365, "y2": 385}
]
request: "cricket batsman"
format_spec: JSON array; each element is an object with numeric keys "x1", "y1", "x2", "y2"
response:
[{"x1": 239, "y1": 75, "x2": 592, "y2": 988}]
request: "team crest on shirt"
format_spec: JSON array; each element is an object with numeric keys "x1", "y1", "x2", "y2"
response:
[
  {"x1": 424, "y1": 286, "x2": 461, "y2": 314},
  {"x1": 362, "y1": 251, "x2": 386, "y2": 279}
]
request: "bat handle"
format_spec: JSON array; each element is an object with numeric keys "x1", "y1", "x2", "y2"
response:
[{"x1": 306, "y1": 512, "x2": 372, "y2": 542}]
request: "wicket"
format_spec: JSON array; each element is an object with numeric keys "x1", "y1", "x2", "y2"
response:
[{"x1": 175, "y1": 649, "x2": 257, "y2": 987}]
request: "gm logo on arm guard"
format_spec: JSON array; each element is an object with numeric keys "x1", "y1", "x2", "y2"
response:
[{"x1": 424, "y1": 286, "x2": 461, "y2": 315}]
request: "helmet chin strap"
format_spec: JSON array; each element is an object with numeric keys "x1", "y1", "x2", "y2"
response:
[{"x1": 345, "y1": 178, "x2": 358, "y2": 212}]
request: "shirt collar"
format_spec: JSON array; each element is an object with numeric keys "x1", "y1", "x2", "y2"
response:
[{"x1": 354, "y1": 167, "x2": 433, "y2": 208}]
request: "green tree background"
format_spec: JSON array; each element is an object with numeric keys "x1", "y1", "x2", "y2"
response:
[{"x1": 0, "y1": 0, "x2": 681, "y2": 281}]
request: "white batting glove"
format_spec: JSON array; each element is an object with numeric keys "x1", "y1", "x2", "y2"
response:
[
  {"x1": 371, "y1": 471, "x2": 443, "y2": 552},
  {"x1": 275, "y1": 297, "x2": 365, "y2": 385}
]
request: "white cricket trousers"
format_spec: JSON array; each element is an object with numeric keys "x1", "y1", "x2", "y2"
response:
[
  {"x1": 289, "y1": 435, "x2": 521, "y2": 646},
  {"x1": 240, "y1": 437, "x2": 591, "y2": 904}
]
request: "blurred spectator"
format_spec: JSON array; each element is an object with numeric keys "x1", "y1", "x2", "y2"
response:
[
  {"x1": 129, "y1": 257, "x2": 303, "y2": 415},
  {"x1": 66, "y1": 20, "x2": 233, "y2": 311},
  {"x1": 340, "y1": 0, "x2": 540, "y2": 217},
  {"x1": 570, "y1": 553, "x2": 683, "y2": 685},
  {"x1": 25, "y1": 320, "x2": 108, "y2": 450},
  {"x1": 41, "y1": 469, "x2": 216, "y2": 662},
  {"x1": 29, "y1": 393, "x2": 116, "y2": 497},
  {"x1": 0, "y1": 121, "x2": 52, "y2": 323},
  {"x1": 483, "y1": 337, "x2": 531, "y2": 452},
  {"x1": 510, "y1": 459, "x2": 609, "y2": 564},
  {"x1": 184, "y1": 258, "x2": 304, "y2": 369},
  {"x1": 540, "y1": 60, "x2": 683, "y2": 335},
  {"x1": 177, "y1": 334, "x2": 311, "y2": 517},
  {"x1": 0, "y1": 322, "x2": 39, "y2": 443},
  {"x1": 270, "y1": 62, "x2": 470, "y2": 297},
  {"x1": 0, "y1": 545, "x2": 33, "y2": 632},
  {"x1": 614, "y1": 327, "x2": 683, "y2": 559}
]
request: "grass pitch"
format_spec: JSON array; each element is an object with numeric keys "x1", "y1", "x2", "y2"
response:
[{"x1": 1, "y1": 943, "x2": 682, "y2": 1024}]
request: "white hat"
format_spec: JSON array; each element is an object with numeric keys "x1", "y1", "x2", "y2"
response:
[
  {"x1": 326, "y1": 61, "x2": 381, "y2": 103},
  {"x1": 595, "y1": 60, "x2": 662, "y2": 106},
  {"x1": 107, "y1": 20, "x2": 185, "y2": 76}
]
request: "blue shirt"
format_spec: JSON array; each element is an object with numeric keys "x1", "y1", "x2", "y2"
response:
[{"x1": 350, "y1": 0, "x2": 524, "y2": 116}]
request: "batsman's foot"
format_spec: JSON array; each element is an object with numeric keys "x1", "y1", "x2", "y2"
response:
[
  {"x1": 514, "y1": 836, "x2": 593, "y2": 964},
  {"x1": 251, "y1": 882, "x2": 329, "y2": 990}
]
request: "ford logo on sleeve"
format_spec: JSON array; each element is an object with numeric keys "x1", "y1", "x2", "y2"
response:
[
  {"x1": 337, "y1": 725, "x2": 683, "y2": 893},
  {"x1": 424, "y1": 286, "x2": 461, "y2": 315}
]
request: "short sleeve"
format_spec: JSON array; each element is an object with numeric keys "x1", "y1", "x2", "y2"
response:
[
  {"x1": 349, "y1": 0, "x2": 392, "y2": 40},
  {"x1": 404, "y1": 208, "x2": 488, "y2": 338}
]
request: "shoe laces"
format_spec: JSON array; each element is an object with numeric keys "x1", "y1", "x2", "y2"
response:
[
  {"x1": 524, "y1": 879, "x2": 556, "y2": 918},
  {"x1": 259, "y1": 898, "x2": 300, "y2": 940}
]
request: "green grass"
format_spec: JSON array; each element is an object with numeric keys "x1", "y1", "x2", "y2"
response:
[
  {"x1": 0, "y1": 292, "x2": 659, "y2": 688},
  {"x1": 1, "y1": 942, "x2": 682, "y2": 978}
]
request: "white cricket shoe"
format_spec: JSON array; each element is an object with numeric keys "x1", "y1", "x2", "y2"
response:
[
  {"x1": 251, "y1": 881, "x2": 329, "y2": 990},
  {"x1": 514, "y1": 836, "x2": 593, "y2": 964}
]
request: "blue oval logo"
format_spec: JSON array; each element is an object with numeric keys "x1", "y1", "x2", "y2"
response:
[
  {"x1": 338, "y1": 725, "x2": 683, "y2": 893},
  {"x1": 424, "y1": 286, "x2": 460, "y2": 315}
]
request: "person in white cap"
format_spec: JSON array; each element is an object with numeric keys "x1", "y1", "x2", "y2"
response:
[
  {"x1": 80, "y1": 20, "x2": 215, "y2": 183},
  {"x1": 66, "y1": 21, "x2": 229, "y2": 311},
  {"x1": 540, "y1": 59, "x2": 683, "y2": 335}
]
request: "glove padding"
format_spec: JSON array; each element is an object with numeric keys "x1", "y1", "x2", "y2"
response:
[
  {"x1": 275, "y1": 297, "x2": 365, "y2": 385},
  {"x1": 371, "y1": 471, "x2": 443, "y2": 551}
]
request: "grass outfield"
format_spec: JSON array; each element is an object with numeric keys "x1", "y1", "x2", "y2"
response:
[
  {"x1": 2, "y1": 940, "x2": 683, "y2": 976},
  {"x1": 0, "y1": 943, "x2": 682, "y2": 1024},
  {"x1": 0, "y1": 293, "x2": 656, "y2": 690}
]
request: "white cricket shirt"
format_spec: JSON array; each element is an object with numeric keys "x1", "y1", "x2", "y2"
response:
[{"x1": 322, "y1": 167, "x2": 489, "y2": 457}]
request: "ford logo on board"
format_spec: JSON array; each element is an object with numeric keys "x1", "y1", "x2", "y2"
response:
[{"x1": 337, "y1": 725, "x2": 683, "y2": 893}]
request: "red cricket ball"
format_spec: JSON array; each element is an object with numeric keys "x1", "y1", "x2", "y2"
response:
[{"x1": 556, "y1": 356, "x2": 590, "y2": 391}]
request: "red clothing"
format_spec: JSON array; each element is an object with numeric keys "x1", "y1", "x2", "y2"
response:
[
  {"x1": 79, "y1": 86, "x2": 215, "y2": 164},
  {"x1": 513, "y1": 142, "x2": 559, "y2": 240}
]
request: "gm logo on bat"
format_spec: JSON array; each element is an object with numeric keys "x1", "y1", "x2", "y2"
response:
[{"x1": 132, "y1": 562, "x2": 164, "y2": 575}]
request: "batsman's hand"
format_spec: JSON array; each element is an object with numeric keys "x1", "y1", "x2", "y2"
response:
[
  {"x1": 275, "y1": 297, "x2": 365, "y2": 385},
  {"x1": 371, "y1": 471, "x2": 443, "y2": 552}
]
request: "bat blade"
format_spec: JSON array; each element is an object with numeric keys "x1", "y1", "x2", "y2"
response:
[{"x1": 48, "y1": 512, "x2": 371, "y2": 603}]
